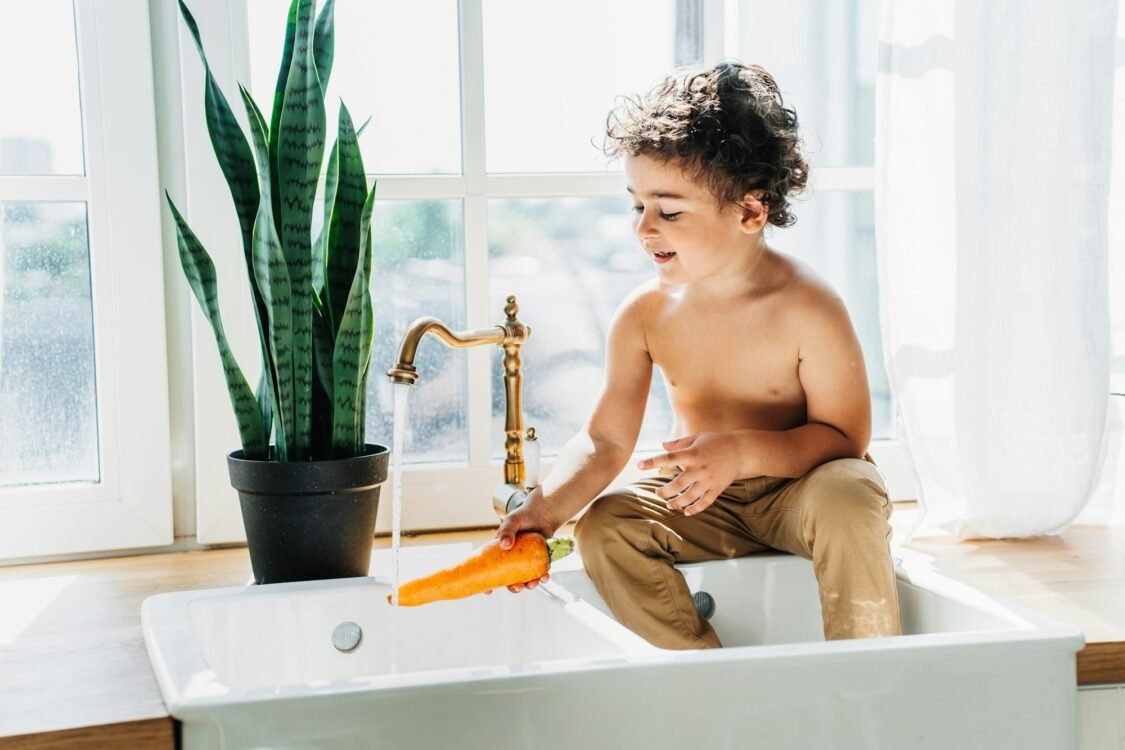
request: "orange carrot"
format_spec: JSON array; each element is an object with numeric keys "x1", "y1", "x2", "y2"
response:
[{"x1": 386, "y1": 533, "x2": 574, "y2": 607}]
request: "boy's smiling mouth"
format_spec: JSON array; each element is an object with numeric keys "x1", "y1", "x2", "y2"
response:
[{"x1": 652, "y1": 250, "x2": 677, "y2": 264}]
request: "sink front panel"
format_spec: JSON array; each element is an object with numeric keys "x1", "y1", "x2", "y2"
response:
[{"x1": 188, "y1": 577, "x2": 652, "y2": 690}]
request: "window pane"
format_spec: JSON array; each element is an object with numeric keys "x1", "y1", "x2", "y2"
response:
[
  {"x1": 0, "y1": 202, "x2": 99, "y2": 486},
  {"x1": 248, "y1": 1, "x2": 461, "y2": 175},
  {"x1": 778, "y1": 190, "x2": 892, "y2": 438},
  {"x1": 0, "y1": 0, "x2": 85, "y2": 175},
  {"x1": 488, "y1": 198, "x2": 673, "y2": 457},
  {"x1": 483, "y1": 1, "x2": 684, "y2": 174},
  {"x1": 361, "y1": 200, "x2": 467, "y2": 463},
  {"x1": 733, "y1": 0, "x2": 877, "y2": 167}
]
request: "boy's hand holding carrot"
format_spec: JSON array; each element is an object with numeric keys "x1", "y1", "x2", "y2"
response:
[
  {"x1": 495, "y1": 490, "x2": 564, "y2": 593},
  {"x1": 387, "y1": 529, "x2": 574, "y2": 606}
]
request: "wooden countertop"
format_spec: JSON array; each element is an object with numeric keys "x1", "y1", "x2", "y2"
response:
[{"x1": 1, "y1": 509, "x2": 1123, "y2": 747}]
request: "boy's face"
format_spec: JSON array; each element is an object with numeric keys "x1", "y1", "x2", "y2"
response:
[{"x1": 625, "y1": 154, "x2": 765, "y2": 286}]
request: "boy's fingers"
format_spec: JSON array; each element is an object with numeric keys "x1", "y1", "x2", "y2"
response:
[
  {"x1": 506, "y1": 576, "x2": 548, "y2": 593},
  {"x1": 497, "y1": 522, "x2": 517, "y2": 548},
  {"x1": 656, "y1": 475, "x2": 690, "y2": 500},
  {"x1": 682, "y1": 490, "x2": 715, "y2": 516},
  {"x1": 662, "y1": 436, "x2": 694, "y2": 449},
  {"x1": 637, "y1": 452, "x2": 676, "y2": 470},
  {"x1": 670, "y1": 489, "x2": 698, "y2": 510}
]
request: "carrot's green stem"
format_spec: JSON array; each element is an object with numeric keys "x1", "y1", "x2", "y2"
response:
[{"x1": 546, "y1": 537, "x2": 575, "y2": 563}]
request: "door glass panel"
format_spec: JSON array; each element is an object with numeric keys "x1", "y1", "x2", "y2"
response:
[
  {"x1": 360, "y1": 200, "x2": 468, "y2": 463},
  {"x1": 488, "y1": 197, "x2": 674, "y2": 457},
  {"x1": 0, "y1": 202, "x2": 99, "y2": 486},
  {"x1": 732, "y1": 0, "x2": 877, "y2": 167},
  {"x1": 0, "y1": 0, "x2": 86, "y2": 175},
  {"x1": 483, "y1": 0, "x2": 683, "y2": 174},
  {"x1": 248, "y1": 1, "x2": 462, "y2": 175}
]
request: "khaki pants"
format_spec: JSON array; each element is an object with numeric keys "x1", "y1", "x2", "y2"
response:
[{"x1": 574, "y1": 454, "x2": 901, "y2": 649}]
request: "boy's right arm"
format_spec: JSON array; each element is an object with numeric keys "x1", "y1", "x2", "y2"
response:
[{"x1": 495, "y1": 293, "x2": 654, "y2": 583}]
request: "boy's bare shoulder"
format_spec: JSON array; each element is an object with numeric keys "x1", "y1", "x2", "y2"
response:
[
  {"x1": 775, "y1": 253, "x2": 844, "y2": 306},
  {"x1": 614, "y1": 277, "x2": 665, "y2": 321},
  {"x1": 772, "y1": 253, "x2": 856, "y2": 353}
]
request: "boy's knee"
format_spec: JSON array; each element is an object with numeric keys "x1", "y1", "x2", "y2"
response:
[
  {"x1": 574, "y1": 490, "x2": 637, "y2": 544},
  {"x1": 800, "y1": 459, "x2": 890, "y2": 525}
]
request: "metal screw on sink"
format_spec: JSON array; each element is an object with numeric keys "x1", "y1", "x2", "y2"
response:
[{"x1": 332, "y1": 621, "x2": 363, "y2": 652}]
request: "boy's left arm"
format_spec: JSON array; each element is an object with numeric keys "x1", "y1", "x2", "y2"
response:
[{"x1": 638, "y1": 293, "x2": 871, "y2": 516}]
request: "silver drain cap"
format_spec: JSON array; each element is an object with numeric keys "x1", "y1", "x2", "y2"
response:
[{"x1": 332, "y1": 621, "x2": 363, "y2": 652}]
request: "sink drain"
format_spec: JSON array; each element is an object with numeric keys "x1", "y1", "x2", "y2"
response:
[
  {"x1": 332, "y1": 621, "x2": 363, "y2": 652},
  {"x1": 693, "y1": 591, "x2": 716, "y2": 621}
]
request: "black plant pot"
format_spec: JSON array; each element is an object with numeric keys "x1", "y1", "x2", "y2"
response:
[{"x1": 227, "y1": 444, "x2": 390, "y2": 585}]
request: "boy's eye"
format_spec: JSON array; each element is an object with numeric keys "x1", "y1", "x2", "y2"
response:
[{"x1": 630, "y1": 205, "x2": 682, "y2": 222}]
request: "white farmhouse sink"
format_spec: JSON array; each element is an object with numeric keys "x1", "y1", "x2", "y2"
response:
[{"x1": 142, "y1": 544, "x2": 1084, "y2": 750}]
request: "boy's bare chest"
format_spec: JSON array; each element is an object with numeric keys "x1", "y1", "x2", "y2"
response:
[{"x1": 645, "y1": 299, "x2": 807, "y2": 430}]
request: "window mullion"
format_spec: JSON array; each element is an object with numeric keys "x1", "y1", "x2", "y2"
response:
[
  {"x1": 458, "y1": 0, "x2": 493, "y2": 470},
  {"x1": 0, "y1": 177, "x2": 89, "y2": 201}
]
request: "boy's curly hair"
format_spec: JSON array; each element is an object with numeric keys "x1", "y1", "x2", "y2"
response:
[{"x1": 604, "y1": 62, "x2": 809, "y2": 228}]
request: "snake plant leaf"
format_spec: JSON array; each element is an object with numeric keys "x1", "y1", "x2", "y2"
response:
[
  {"x1": 312, "y1": 291, "x2": 335, "y2": 397},
  {"x1": 313, "y1": 0, "x2": 336, "y2": 92},
  {"x1": 268, "y1": 0, "x2": 297, "y2": 231},
  {"x1": 255, "y1": 369, "x2": 274, "y2": 448},
  {"x1": 274, "y1": 0, "x2": 326, "y2": 458},
  {"x1": 306, "y1": 0, "x2": 338, "y2": 304},
  {"x1": 240, "y1": 84, "x2": 297, "y2": 460},
  {"x1": 269, "y1": 0, "x2": 334, "y2": 238},
  {"x1": 176, "y1": 0, "x2": 276, "y2": 430},
  {"x1": 176, "y1": 1, "x2": 258, "y2": 252},
  {"x1": 354, "y1": 181, "x2": 375, "y2": 432},
  {"x1": 331, "y1": 185, "x2": 376, "y2": 455},
  {"x1": 312, "y1": 137, "x2": 337, "y2": 301},
  {"x1": 324, "y1": 102, "x2": 367, "y2": 336},
  {"x1": 314, "y1": 115, "x2": 370, "y2": 302},
  {"x1": 310, "y1": 297, "x2": 336, "y2": 458},
  {"x1": 165, "y1": 193, "x2": 267, "y2": 458}
]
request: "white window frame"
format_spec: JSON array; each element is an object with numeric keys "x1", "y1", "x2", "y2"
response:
[
  {"x1": 186, "y1": 0, "x2": 914, "y2": 545},
  {"x1": 0, "y1": 0, "x2": 173, "y2": 561}
]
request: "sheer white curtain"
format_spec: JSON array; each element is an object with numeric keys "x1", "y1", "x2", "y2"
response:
[{"x1": 876, "y1": 0, "x2": 1123, "y2": 539}]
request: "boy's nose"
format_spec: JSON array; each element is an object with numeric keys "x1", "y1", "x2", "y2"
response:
[{"x1": 634, "y1": 213, "x2": 660, "y2": 239}]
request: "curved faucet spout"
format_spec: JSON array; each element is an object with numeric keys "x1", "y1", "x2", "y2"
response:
[
  {"x1": 387, "y1": 318, "x2": 506, "y2": 385},
  {"x1": 387, "y1": 297, "x2": 532, "y2": 503}
]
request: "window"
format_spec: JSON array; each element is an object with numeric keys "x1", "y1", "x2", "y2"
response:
[
  {"x1": 190, "y1": 0, "x2": 909, "y2": 542},
  {"x1": 0, "y1": 0, "x2": 172, "y2": 561}
]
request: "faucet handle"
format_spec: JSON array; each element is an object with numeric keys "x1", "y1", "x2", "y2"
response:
[{"x1": 505, "y1": 295, "x2": 519, "y2": 321}]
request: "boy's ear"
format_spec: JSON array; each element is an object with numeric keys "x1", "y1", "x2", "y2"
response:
[{"x1": 738, "y1": 190, "x2": 768, "y2": 234}]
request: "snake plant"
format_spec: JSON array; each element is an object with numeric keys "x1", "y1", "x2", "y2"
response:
[{"x1": 166, "y1": 0, "x2": 375, "y2": 462}]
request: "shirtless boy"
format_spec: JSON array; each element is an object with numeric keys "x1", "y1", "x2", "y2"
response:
[{"x1": 496, "y1": 62, "x2": 901, "y2": 649}]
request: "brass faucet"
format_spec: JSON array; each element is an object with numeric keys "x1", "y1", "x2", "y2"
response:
[{"x1": 387, "y1": 296, "x2": 534, "y2": 516}]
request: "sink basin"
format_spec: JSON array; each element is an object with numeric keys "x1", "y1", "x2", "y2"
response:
[{"x1": 143, "y1": 544, "x2": 1084, "y2": 750}]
